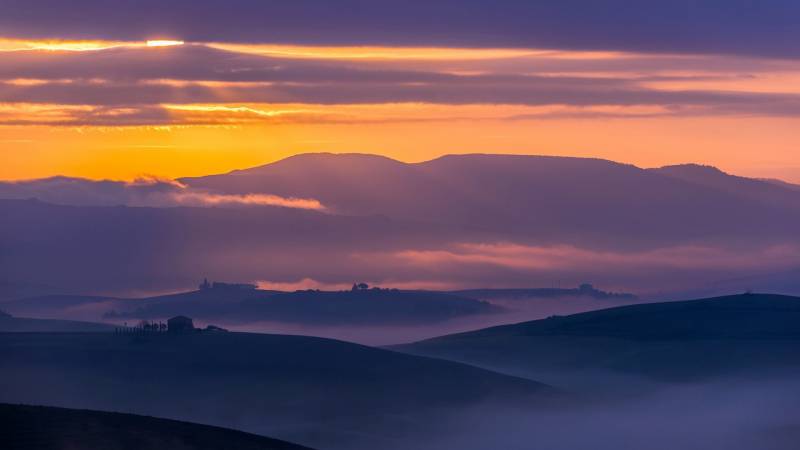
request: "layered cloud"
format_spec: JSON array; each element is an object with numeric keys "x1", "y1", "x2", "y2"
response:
[
  {"x1": 3, "y1": 42, "x2": 800, "y2": 127},
  {"x1": 2, "y1": 5, "x2": 800, "y2": 183},
  {"x1": 368, "y1": 242, "x2": 800, "y2": 281},
  {"x1": 3, "y1": 1, "x2": 800, "y2": 58},
  {"x1": 0, "y1": 176, "x2": 325, "y2": 210}
]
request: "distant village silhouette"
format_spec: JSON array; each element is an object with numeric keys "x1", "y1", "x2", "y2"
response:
[
  {"x1": 116, "y1": 314, "x2": 230, "y2": 335},
  {"x1": 111, "y1": 278, "x2": 635, "y2": 334}
]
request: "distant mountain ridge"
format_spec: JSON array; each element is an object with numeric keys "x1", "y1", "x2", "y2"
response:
[
  {"x1": 2, "y1": 153, "x2": 800, "y2": 295},
  {"x1": 3, "y1": 153, "x2": 798, "y2": 240},
  {"x1": 651, "y1": 163, "x2": 800, "y2": 210},
  {"x1": 181, "y1": 153, "x2": 800, "y2": 240}
]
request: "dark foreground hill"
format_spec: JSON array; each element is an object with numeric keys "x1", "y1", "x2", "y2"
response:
[
  {"x1": 0, "y1": 331, "x2": 552, "y2": 449},
  {"x1": 395, "y1": 294, "x2": 800, "y2": 385},
  {"x1": 0, "y1": 403, "x2": 312, "y2": 450}
]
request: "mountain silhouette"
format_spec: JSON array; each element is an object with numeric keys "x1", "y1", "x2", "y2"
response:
[
  {"x1": 3, "y1": 153, "x2": 800, "y2": 295},
  {"x1": 652, "y1": 164, "x2": 800, "y2": 210},
  {"x1": 181, "y1": 153, "x2": 800, "y2": 241}
]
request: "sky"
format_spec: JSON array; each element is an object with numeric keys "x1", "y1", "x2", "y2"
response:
[{"x1": 2, "y1": 1, "x2": 800, "y2": 182}]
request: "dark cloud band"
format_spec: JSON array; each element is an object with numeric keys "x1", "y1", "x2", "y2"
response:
[{"x1": 3, "y1": 1, "x2": 800, "y2": 58}]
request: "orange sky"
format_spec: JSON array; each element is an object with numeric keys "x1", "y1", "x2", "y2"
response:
[{"x1": 1, "y1": 39, "x2": 799, "y2": 183}]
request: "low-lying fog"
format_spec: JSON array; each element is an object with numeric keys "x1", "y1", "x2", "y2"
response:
[
  {"x1": 384, "y1": 376, "x2": 800, "y2": 450},
  {"x1": 7, "y1": 293, "x2": 642, "y2": 345},
  {"x1": 5, "y1": 366, "x2": 798, "y2": 450},
  {"x1": 198, "y1": 295, "x2": 643, "y2": 345}
]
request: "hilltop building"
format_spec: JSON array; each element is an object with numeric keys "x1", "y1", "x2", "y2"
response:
[
  {"x1": 199, "y1": 278, "x2": 211, "y2": 290},
  {"x1": 199, "y1": 279, "x2": 257, "y2": 291},
  {"x1": 167, "y1": 315, "x2": 195, "y2": 333}
]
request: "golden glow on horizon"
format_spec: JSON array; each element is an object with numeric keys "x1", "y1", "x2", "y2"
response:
[
  {"x1": 0, "y1": 38, "x2": 184, "y2": 52},
  {"x1": 3, "y1": 113, "x2": 800, "y2": 183},
  {"x1": 163, "y1": 104, "x2": 317, "y2": 117},
  {"x1": 0, "y1": 38, "x2": 132, "y2": 52},
  {"x1": 642, "y1": 72, "x2": 800, "y2": 94},
  {"x1": 146, "y1": 40, "x2": 185, "y2": 47},
  {"x1": 0, "y1": 102, "x2": 681, "y2": 127},
  {"x1": 207, "y1": 42, "x2": 630, "y2": 61},
  {"x1": 0, "y1": 37, "x2": 632, "y2": 60}
]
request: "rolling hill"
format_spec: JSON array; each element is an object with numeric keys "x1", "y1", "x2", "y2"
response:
[
  {"x1": 109, "y1": 288, "x2": 497, "y2": 325},
  {"x1": 0, "y1": 311, "x2": 115, "y2": 332},
  {"x1": 0, "y1": 331, "x2": 553, "y2": 449},
  {"x1": 0, "y1": 403, "x2": 313, "y2": 450},
  {"x1": 0, "y1": 280, "x2": 63, "y2": 303},
  {"x1": 7, "y1": 287, "x2": 498, "y2": 326},
  {"x1": 394, "y1": 294, "x2": 800, "y2": 385},
  {"x1": 450, "y1": 284, "x2": 637, "y2": 301}
]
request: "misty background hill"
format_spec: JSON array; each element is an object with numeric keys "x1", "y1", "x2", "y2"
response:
[
  {"x1": 0, "y1": 309, "x2": 115, "y2": 332},
  {"x1": 1, "y1": 153, "x2": 799, "y2": 297},
  {"x1": 106, "y1": 288, "x2": 498, "y2": 325},
  {"x1": 4, "y1": 287, "x2": 499, "y2": 326},
  {"x1": 3, "y1": 284, "x2": 645, "y2": 346}
]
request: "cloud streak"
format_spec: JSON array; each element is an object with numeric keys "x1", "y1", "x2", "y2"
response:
[
  {"x1": 3, "y1": 1, "x2": 800, "y2": 58},
  {"x1": 0, "y1": 176, "x2": 326, "y2": 210},
  {"x1": 3, "y1": 43, "x2": 800, "y2": 126},
  {"x1": 387, "y1": 242, "x2": 800, "y2": 273},
  {"x1": 165, "y1": 191, "x2": 325, "y2": 210}
]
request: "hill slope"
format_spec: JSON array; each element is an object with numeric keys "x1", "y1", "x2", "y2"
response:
[
  {"x1": 652, "y1": 164, "x2": 800, "y2": 210},
  {"x1": 106, "y1": 289, "x2": 497, "y2": 325},
  {"x1": 0, "y1": 331, "x2": 552, "y2": 449},
  {"x1": 395, "y1": 294, "x2": 800, "y2": 384},
  {"x1": 0, "y1": 313, "x2": 115, "y2": 332},
  {"x1": 7, "y1": 288, "x2": 498, "y2": 326},
  {"x1": 0, "y1": 403, "x2": 312, "y2": 450},
  {"x1": 434, "y1": 293, "x2": 800, "y2": 340}
]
